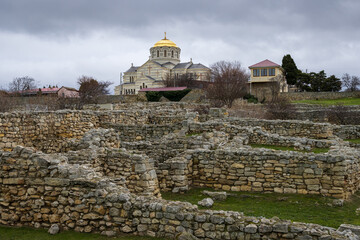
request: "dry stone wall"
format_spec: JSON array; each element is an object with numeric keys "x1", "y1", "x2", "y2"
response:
[
  {"x1": 281, "y1": 91, "x2": 360, "y2": 101},
  {"x1": 116, "y1": 128, "x2": 360, "y2": 200},
  {"x1": 0, "y1": 110, "x2": 189, "y2": 153},
  {"x1": 223, "y1": 118, "x2": 335, "y2": 139},
  {"x1": 1, "y1": 108, "x2": 358, "y2": 154},
  {"x1": 102, "y1": 123, "x2": 184, "y2": 142},
  {"x1": 188, "y1": 148, "x2": 360, "y2": 199},
  {"x1": 1, "y1": 146, "x2": 358, "y2": 240}
]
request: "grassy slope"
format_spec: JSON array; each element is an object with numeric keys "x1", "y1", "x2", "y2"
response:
[
  {"x1": 0, "y1": 226, "x2": 164, "y2": 240},
  {"x1": 162, "y1": 188, "x2": 360, "y2": 228},
  {"x1": 293, "y1": 97, "x2": 360, "y2": 106}
]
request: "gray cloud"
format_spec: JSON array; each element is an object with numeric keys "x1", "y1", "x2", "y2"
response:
[{"x1": 0, "y1": 0, "x2": 359, "y2": 91}]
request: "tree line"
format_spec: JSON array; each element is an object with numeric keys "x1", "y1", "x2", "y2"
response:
[
  {"x1": 282, "y1": 54, "x2": 359, "y2": 92},
  {"x1": 4, "y1": 76, "x2": 112, "y2": 104}
]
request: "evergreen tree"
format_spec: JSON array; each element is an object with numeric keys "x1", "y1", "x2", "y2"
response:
[
  {"x1": 323, "y1": 75, "x2": 341, "y2": 92},
  {"x1": 296, "y1": 72, "x2": 312, "y2": 92},
  {"x1": 296, "y1": 71, "x2": 341, "y2": 92},
  {"x1": 281, "y1": 54, "x2": 299, "y2": 85},
  {"x1": 310, "y1": 71, "x2": 327, "y2": 92}
]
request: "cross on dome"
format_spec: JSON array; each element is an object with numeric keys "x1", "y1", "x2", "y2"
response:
[{"x1": 153, "y1": 33, "x2": 178, "y2": 48}]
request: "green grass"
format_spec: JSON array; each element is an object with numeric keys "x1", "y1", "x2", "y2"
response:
[
  {"x1": 0, "y1": 225, "x2": 164, "y2": 240},
  {"x1": 345, "y1": 139, "x2": 360, "y2": 144},
  {"x1": 293, "y1": 97, "x2": 360, "y2": 106},
  {"x1": 185, "y1": 132, "x2": 201, "y2": 137},
  {"x1": 162, "y1": 188, "x2": 360, "y2": 228},
  {"x1": 250, "y1": 144, "x2": 329, "y2": 154}
]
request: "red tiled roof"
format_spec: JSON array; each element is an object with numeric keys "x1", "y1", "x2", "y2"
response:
[
  {"x1": 249, "y1": 59, "x2": 280, "y2": 68},
  {"x1": 19, "y1": 87, "x2": 60, "y2": 94},
  {"x1": 15, "y1": 86, "x2": 78, "y2": 95},
  {"x1": 139, "y1": 87, "x2": 187, "y2": 92}
]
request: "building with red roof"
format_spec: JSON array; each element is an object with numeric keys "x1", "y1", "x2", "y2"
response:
[
  {"x1": 248, "y1": 59, "x2": 288, "y2": 101},
  {"x1": 14, "y1": 86, "x2": 79, "y2": 98}
]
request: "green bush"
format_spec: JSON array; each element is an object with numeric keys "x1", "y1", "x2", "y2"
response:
[
  {"x1": 163, "y1": 89, "x2": 191, "y2": 101},
  {"x1": 145, "y1": 91, "x2": 162, "y2": 102},
  {"x1": 145, "y1": 89, "x2": 191, "y2": 102},
  {"x1": 243, "y1": 94, "x2": 258, "y2": 103}
]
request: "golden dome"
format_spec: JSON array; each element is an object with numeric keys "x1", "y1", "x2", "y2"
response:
[{"x1": 153, "y1": 32, "x2": 178, "y2": 48}]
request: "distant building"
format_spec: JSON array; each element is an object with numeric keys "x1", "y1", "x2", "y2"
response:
[
  {"x1": 14, "y1": 86, "x2": 79, "y2": 98},
  {"x1": 248, "y1": 59, "x2": 288, "y2": 101},
  {"x1": 115, "y1": 33, "x2": 211, "y2": 95}
]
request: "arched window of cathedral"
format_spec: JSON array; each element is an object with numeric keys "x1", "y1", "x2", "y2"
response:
[
  {"x1": 143, "y1": 83, "x2": 145, "y2": 88},
  {"x1": 171, "y1": 50, "x2": 174, "y2": 58},
  {"x1": 157, "y1": 50, "x2": 159, "y2": 57},
  {"x1": 164, "y1": 50, "x2": 167, "y2": 57}
]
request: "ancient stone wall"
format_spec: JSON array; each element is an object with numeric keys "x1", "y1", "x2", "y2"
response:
[
  {"x1": 112, "y1": 102, "x2": 208, "y2": 111},
  {"x1": 333, "y1": 125, "x2": 360, "y2": 139},
  {"x1": 188, "y1": 148, "x2": 359, "y2": 199},
  {"x1": 2, "y1": 108, "x2": 358, "y2": 154},
  {"x1": 223, "y1": 118, "x2": 335, "y2": 139},
  {"x1": 281, "y1": 91, "x2": 360, "y2": 101},
  {"x1": 118, "y1": 129, "x2": 359, "y2": 200},
  {"x1": 0, "y1": 147, "x2": 357, "y2": 239},
  {"x1": 103, "y1": 123, "x2": 184, "y2": 142},
  {"x1": 187, "y1": 119, "x2": 336, "y2": 139},
  {"x1": 0, "y1": 110, "x2": 188, "y2": 152},
  {"x1": 1, "y1": 110, "x2": 359, "y2": 202}
]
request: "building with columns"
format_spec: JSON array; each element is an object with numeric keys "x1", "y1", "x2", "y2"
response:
[{"x1": 115, "y1": 33, "x2": 210, "y2": 95}]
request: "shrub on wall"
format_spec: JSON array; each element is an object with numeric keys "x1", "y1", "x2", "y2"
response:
[
  {"x1": 146, "y1": 89, "x2": 191, "y2": 102},
  {"x1": 163, "y1": 89, "x2": 191, "y2": 101},
  {"x1": 243, "y1": 94, "x2": 258, "y2": 104},
  {"x1": 146, "y1": 91, "x2": 162, "y2": 102}
]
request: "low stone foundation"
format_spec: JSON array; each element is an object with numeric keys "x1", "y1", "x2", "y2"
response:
[
  {"x1": 1, "y1": 146, "x2": 358, "y2": 239},
  {"x1": 0, "y1": 105, "x2": 359, "y2": 239}
]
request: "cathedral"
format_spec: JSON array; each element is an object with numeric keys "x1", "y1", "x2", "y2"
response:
[{"x1": 115, "y1": 33, "x2": 210, "y2": 95}]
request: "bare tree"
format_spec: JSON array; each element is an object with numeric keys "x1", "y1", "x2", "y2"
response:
[
  {"x1": 268, "y1": 74, "x2": 287, "y2": 102},
  {"x1": 162, "y1": 73, "x2": 211, "y2": 89},
  {"x1": 269, "y1": 78, "x2": 281, "y2": 102},
  {"x1": 9, "y1": 76, "x2": 36, "y2": 92},
  {"x1": 162, "y1": 73, "x2": 195, "y2": 87},
  {"x1": 265, "y1": 96, "x2": 296, "y2": 120},
  {"x1": 77, "y1": 76, "x2": 112, "y2": 104},
  {"x1": 326, "y1": 104, "x2": 360, "y2": 125},
  {"x1": 205, "y1": 61, "x2": 249, "y2": 108},
  {"x1": 342, "y1": 73, "x2": 360, "y2": 92}
]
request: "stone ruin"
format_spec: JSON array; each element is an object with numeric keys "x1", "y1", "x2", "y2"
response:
[{"x1": 1, "y1": 102, "x2": 360, "y2": 239}]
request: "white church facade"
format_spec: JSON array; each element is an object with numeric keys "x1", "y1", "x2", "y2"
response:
[{"x1": 115, "y1": 33, "x2": 210, "y2": 95}]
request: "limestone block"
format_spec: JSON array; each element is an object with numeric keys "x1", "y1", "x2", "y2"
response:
[{"x1": 244, "y1": 224, "x2": 257, "y2": 233}]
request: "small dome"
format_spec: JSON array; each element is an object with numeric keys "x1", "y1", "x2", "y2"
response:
[{"x1": 153, "y1": 33, "x2": 178, "y2": 48}]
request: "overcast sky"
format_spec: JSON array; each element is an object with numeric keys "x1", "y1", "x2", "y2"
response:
[{"x1": 0, "y1": 0, "x2": 359, "y2": 92}]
